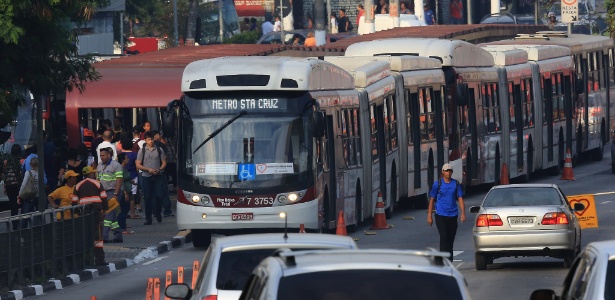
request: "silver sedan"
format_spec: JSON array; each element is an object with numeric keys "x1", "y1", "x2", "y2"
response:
[{"x1": 469, "y1": 184, "x2": 585, "y2": 270}]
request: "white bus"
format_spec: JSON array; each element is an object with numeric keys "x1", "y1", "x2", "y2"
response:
[
  {"x1": 164, "y1": 56, "x2": 405, "y2": 246},
  {"x1": 482, "y1": 32, "x2": 615, "y2": 164}
]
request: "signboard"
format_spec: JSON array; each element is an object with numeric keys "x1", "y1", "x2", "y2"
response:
[
  {"x1": 566, "y1": 194, "x2": 598, "y2": 229},
  {"x1": 561, "y1": 0, "x2": 579, "y2": 23}
]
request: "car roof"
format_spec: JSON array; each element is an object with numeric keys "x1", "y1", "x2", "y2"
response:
[
  {"x1": 212, "y1": 233, "x2": 358, "y2": 251},
  {"x1": 587, "y1": 240, "x2": 615, "y2": 258},
  {"x1": 269, "y1": 249, "x2": 456, "y2": 276},
  {"x1": 490, "y1": 183, "x2": 558, "y2": 190}
]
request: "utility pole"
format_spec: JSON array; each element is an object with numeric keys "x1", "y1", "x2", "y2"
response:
[
  {"x1": 280, "y1": 0, "x2": 284, "y2": 43},
  {"x1": 315, "y1": 0, "x2": 326, "y2": 46},
  {"x1": 219, "y1": 0, "x2": 224, "y2": 43},
  {"x1": 36, "y1": 95, "x2": 45, "y2": 212},
  {"x1": 174, "y1": 0, "x2": 179, "y2": 46}
]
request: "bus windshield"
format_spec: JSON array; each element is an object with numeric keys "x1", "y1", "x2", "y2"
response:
[{"x1": 182, "y1": 114, "x2": 312, "y2": 188}]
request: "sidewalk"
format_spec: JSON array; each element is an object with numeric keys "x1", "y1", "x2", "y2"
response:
[{"x1": 104, "y1": 192, "x2": 187, "y2": 263}]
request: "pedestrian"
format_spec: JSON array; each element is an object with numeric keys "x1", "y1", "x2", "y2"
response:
[
  {"x1": 136, "y1": 131, "x2": 167, "y2": 225},
  {"x1": 273, "y1": 16, "x2": 282, "y2": 32},
  {"x1": 47, "y1": 170, "x2": 79, "y2": 220},
  {"x1": 121, "y1": 136, "x2": 140, "y2": 219},
  {"x1": 3, "y1": 144, "x2": 23, "y2": 228},
  {"x1": 139, "y1": 121, "x2": 151, "y2": 140},
  {"x1": 400, "y1": 2, "x2": 411, "y2": 14},
  {"x1": 306, "y1": 16, "x2": 314, "y2": 29},
  {"x1": 19, "y1": 157, "x2": 46, "y2": 228},
  {"x1": 423, "y1": 3, "x2": 436, "y2": 25},
  {"x1": 304, "y1": 31, "x2": 316, "y2": 46},
  {"x1": 74, "y1": 166, "x2": 109, "y2": 266},
  {"x1": 427, "y1": 163, "x2": 465, "y2": 261},
  {"x1": 102, "y1": 192, "x2": 122, "y2": 243},
  {"x1": 547, "y1": 12, "x2": 557, "y2": 30},
  {"x1": 338, "y1": 9, "x2": 352, "y2": 33},
  {"x1": 450, "y1": 0, "x2": 464, "y2": 24},
  {"x1": 356, "y1": 4, "x2": 365, "y2": 26},
  {"x1": 112, "y1": 117, "x2": 125, "y2": 143},
  {"x1": 262, "y1": 15, "x2": 274, "y2": 36},
  {"x1": 249, "y1": 18, "x2": 258, "y2": 31},
  {"x1": 117, "y1": 153, "x2": 135, "y2": 234},
  {"x1": 130, "y1": 125, "x2": 144, "y2": 213},
  {"x1": 58, "y1": 147, "x2": 87, "y2": 185},
  {"x1": 240, "y1": 17, "x2": 250, "y2": 32},
  {"x1": 96, "y1": 130, "x2": 118, "y2": 163},
  {"x1": 96, "y1": 147, "x2": 123, "y2": 201},
  {"x1": 330, "y1": 12, "x2": 338, "y2": 33},
  {"x1": 90, "y1": 126, "x2": 105, "y2": 162},
  {"x1": 153, "y1": 131, "x2": 174, "y2": 217}
]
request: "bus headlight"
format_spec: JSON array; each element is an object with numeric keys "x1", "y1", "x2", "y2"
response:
[
  {"x1": 201, "y1": 195, "x2": 211, "y2": 205},
  {"x1": 192, "y1": 195, "x2": 201, "y2": 203},
  {"x1": 278, "y1": 195, "x2": 287, "y2": 203},
  {"x1": 288, "y1": 193, "x2": 298, "y2": 202}
]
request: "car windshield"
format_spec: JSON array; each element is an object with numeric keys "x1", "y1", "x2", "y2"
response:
[
  {"x1": 606, "y1": 260, "x2": 615, "y2": 299},
  {"x1": 482, "y1": 187, "x2": 563, "y2": 207},
  {"x1": 277, "y1": 270, "x2": 463, "y2": 299},
  {"x1": 216, "y1": 247, "x2": 342, "y2": 290}
]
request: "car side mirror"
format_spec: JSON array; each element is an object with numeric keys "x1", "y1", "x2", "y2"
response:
[
  {"x1": 530, "y1": 289, "x2": 557, "y2": 300},
  {"x1": 165, "y1": 283, "x2": 192, "y2": 299},
  {"x1": 573, "y1": 202, "x2": 585, "y2": 211},
  {"x1": 469, "y1": 206, "x2": 480, "y2": 214}
]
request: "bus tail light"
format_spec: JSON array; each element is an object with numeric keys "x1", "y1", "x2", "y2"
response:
[
  {"x1": 541, "y1": 212, "x2": 569, "y2": 225},
  {"x1": 476, "y1": 214, "x2": 503, "y2": 227}
]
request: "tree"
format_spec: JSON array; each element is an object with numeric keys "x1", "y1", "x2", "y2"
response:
[
  {"x1": 0, "y1": 0, "x2": 105, "y2": 128},
  {"x1": 606, "y1": 0, "x2": 615, "y2": 38}
]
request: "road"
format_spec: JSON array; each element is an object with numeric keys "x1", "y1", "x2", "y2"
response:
[{"x1": 33, "y1": 154, "x2": 615, "y2": 300}]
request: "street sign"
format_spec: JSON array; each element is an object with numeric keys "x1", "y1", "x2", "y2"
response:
[{"x1": 561, "y1": 0, "x2": 579, "y2": 23}]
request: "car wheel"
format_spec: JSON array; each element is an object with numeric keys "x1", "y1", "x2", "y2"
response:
[
  {"x1": 475, "y1": 253, "x2": 488, "y2": 270},
  {"x1": 612, "y1": 161, "x2": 615, "y2": 174}
]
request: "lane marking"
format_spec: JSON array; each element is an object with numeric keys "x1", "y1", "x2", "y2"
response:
[
  {"x1": 143, "y1": 256, "x2": 168, "y2": 266},
  {"x1": 453, "y1": 251, "x2": 463, "y2": 257},
  {"x1": 601, "y1": 201, "x2": 612, "y2": 204}
]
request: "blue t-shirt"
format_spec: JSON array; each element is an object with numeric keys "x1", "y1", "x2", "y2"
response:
[
  {"x1": 424, "y1": 10, "x2": 435, "y2": 25},
  {"x1": 429, "y1": 179, "x2": 463, "y2": 217}
]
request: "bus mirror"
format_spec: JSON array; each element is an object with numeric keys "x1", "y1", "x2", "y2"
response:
[
  {"x1": 312, "y1": 111, "x2": 325, "y2": 138},
  {"x1": 576, "y1": 79, "x2": 585, "y2": 94},
  {"x1": 456, "y1": 83, "x2": 468, "y2": 106},
  {"x1": 162, "y1": 102, "x2": 177, "y2": 139}
]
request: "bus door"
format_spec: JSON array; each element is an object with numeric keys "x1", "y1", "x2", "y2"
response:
[
  {"x1": 544, "y1": 75, "x2": 554, "y2": 162},
  {"x1": 410, "y1": 91, "x2": 422, "y2": 189},
  {"x1": 468, "y1": 86, "x2": 478, "y2": 180},
  {"x1": 324, "y1": 115, "x2": 337, "y2": 229},
  {"x1": 514, "y1": 84, "x2": 524, "y2": 170},
  {"x1": 434, "y1": 86, "x2": 445, "y2": 170},
  {"x1": 375, "y1": 104, "x2": 387, "y2": 204}
]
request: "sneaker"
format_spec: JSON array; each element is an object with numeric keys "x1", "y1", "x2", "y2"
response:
[
  {"x1": 122, "y1": 230, "x2": 134, "y2": 234},
  {"x1": 156, "y1": 215, "x2": 163, "y2": 223}
]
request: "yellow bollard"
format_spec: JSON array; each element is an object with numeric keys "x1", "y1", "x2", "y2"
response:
[{"x1": 192, "y1": 260, "x2": 200, "y2": 289}]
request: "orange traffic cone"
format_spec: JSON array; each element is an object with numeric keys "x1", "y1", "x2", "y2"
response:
[
  {"x1": 91, "y1": 297, "x2": 97, "y2": 300},
  {"x1": 370, "y1": 191, "x2": 390, "y2": 230},
  {"x1": 335, "y1": 210, "x2": 347, "y2": 236},
  {"x1": 499, "y1": 162, "x2": 510, "y2": 185},
  {"x1": 560, "y1": 149, "x2": 575, "y2": 180},
  {"x1": 299, "y1": 224, "x2": 306, "y2": 233}
]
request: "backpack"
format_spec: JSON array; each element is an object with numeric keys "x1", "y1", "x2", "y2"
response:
[
  {"x1": 347, "y1": 20, "x2": 353, "y2": 31},
  {"x1": 3, "y1": 156, "x2": 22, "y2": 187},
  {"x1": 436, "y1": 178, "x2": 461, "y2": 201}
]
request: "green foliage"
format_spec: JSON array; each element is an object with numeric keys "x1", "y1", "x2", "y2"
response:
[
  {"x1": 0, "y1": 0, "x2": 104, "y2": 126},
  {"x1": 606, "y1": 0, "x2": 615, "y2": 37},
  {"x1": 224, "y1": 30, "x2": 260, "y2": 44}
]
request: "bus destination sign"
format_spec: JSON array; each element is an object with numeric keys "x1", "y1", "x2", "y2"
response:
[{"x1": 210, "y1": 98, "x2": 287, "y2": 111}]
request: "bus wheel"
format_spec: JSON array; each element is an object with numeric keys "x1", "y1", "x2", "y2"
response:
[
  {"x1": 348, "y1": 186, "x2": 361, "y2": 233},
  {"x1": 192, "y1": 229, "x2": 212, "y2": 248}
]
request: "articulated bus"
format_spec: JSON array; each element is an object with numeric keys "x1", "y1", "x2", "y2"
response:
[
  {"x1": 327, "y1": 55, "x2": 448, "y2": 209},
  {"x1": 482, "y1": 32, "x2": 615, "y2": 163},
  {"x1": 482, "y1": 45, "x2": 576, "y2": 177}
]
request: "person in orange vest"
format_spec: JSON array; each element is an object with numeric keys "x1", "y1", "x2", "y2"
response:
[
  {"x1": 48, "y1": 170, "x2": 80, "y2": 220},
  {"x1": 83, "y1": 127, "x2": 94, "y2": 151},
  {"x1": 73, "y1": 166, "x2": 109, "y2": 266}
]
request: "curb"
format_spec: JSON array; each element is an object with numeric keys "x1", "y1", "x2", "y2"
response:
[{"x1": 0, "y1": 230, "x2": 192, "y2": 300}]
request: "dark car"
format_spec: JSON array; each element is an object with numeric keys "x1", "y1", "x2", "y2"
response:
[{"x1": 480, "y1": 12, "x2": 517, "y2": 25}]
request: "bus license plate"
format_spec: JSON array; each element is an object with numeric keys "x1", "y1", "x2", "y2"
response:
[{"x1": 232, "y1": 213, "x2": 254, "y2": 221}]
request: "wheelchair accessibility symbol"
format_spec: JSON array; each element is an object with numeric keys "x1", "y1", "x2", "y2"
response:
[{"x1": 238, "y1": 164, "x2": 256, "y2": 181}]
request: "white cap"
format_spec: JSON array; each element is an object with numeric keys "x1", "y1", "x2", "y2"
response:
[{"x1": 442, "y1": 163, "x2": 453, "y2": 172}]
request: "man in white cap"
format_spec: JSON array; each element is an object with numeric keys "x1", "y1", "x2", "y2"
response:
[{"x1": 427, "y1": 163, "x2": 465, "y2": 261}]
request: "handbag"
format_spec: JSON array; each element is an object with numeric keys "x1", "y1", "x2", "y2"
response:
[{"x1": 19, "y1": 171, "x2": 38, "y2": 200}]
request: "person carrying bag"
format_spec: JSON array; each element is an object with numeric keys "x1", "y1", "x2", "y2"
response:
[{"x1": 19, "y1": 170, "x2": 38, "y2": 200}]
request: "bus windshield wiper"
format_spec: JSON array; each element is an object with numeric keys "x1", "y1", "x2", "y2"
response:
[{"x1": 192, "y1": 110, "x2": 247, "y2": 154}]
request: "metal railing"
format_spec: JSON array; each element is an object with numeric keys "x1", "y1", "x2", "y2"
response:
[{"x1": 0, "y1": 204, "x2": 96, "y2": 289}]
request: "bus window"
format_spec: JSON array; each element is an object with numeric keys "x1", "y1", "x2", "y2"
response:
[
  {"x1": 353, "y1": 109, "x2": 361, "y2": 166},
  {"x1": 426, "y1": 88, "x2": 435, "y2": 141},
  {"x1": 508, "y1": 81, "x2": 516, "y2": 130},
  {"x1": 346, "y1": 110, "x2": 356, "y2": 166},
  {"x1": 370, "y1": 105, "x2": 378, "y2": 163},
  {"x1": 419, "y1": 89, "x2": 427, "y2": 141},
  {"x1": 492, "y1": 83, "x2": 501, "y2": 132},
  {"x1": 481, "y1": 84, "x2": 490, "y2": 131},
  {"x1": 383, "y1": 97, "x2": 390, "y2": 153},
  {"x1": 341, "y1": 109, "x2": 351, "y2": 167},
  {"x1": 524, "y1": 78, "x2": 534, "y2": 127},
  {"x1": 520, "y1": 80, "x2": 528, "y2": 127},
  {"x1": 542, "y1": 76, "x2": 551, "y2": 125},
  {"x1": 609, "y1": 48, "x2": 615, "y2": 87},
  {"x1": 389, "y1": 95, "x2": 397, "y2": 150},
  {"x1": 558, "y1": 74, "x2": 565, "y2": 120},
  {"x1": 406, "y1": 90, "x2": 413, "y2": 145},
  {"x1": 552, "y1": 74, "x2": 559, "y2": 121}
]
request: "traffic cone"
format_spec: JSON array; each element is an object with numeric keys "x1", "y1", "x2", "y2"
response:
[
  {"x1": 335, "y1": 210, "x2": 347, "y2": 236},
  {"x1": 560, "y1": 149, "x2": 575, "y2": 180},
  {"x1": 499, "y1": 162, "x2": 510, "y2": 185},
  {"x1": 370, "y1": 191, "x2": 390, "y2": 230},
  {"x1": 299, "y1": 224, "x2": 306, "y2": 233},
  {"x1": 91, "y1": 297, "x2": 97, "y2": 300}
]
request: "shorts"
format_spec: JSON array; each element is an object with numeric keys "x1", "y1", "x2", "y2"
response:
[{"x1": 131, "y1": 177, "x2": 138, "y2": 194}]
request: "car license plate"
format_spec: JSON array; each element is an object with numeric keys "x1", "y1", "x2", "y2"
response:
[
  {"x1": 509, "y1": 217, "x2": 534, "y2": 225},
  {"x1": 232, "y1": 213, "x2": 254, "y2": 221}
]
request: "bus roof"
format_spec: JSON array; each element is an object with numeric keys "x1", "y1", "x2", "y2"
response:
[
  {"x1": 482, "y1": 45, "x2": 571, "y2": 61},
  {"x1": 324, "y1": 57, "x2": 392, "y2": 88},
  {"x1": 482, "y1": 33, "x2": 613, "y2": 55},
  {"x1": 182, "y1": 56, "x2": 355, "y2": 92},
  {"x1": 482, "y1": 48, "x2": 528, "y2": 66},
  {"x1": 344, "y1": 38, "x2": 494, "y2": 68},
  {"x1": 332, "y1": 55, "x2": 441, "y2": 72}
]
